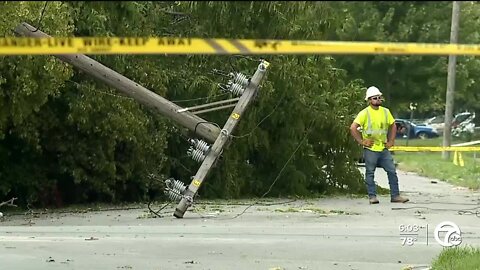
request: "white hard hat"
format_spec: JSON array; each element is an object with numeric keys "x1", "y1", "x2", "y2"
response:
[{"x1": 365, "y1": 86, "x2": 383, "y2": 101}]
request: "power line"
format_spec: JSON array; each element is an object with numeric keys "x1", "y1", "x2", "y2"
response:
[
  {"x1": 231, "y1": 93, "x2": 318, "y2": 139},
  {"x1": 28, "y1": 2, "x2": 49, "y2": 33},
  {"x1": 231, "y1": 91, "x2": 287, "y2": 139},
  {"x1": 194, "y1": 121, "x2": 221, "y2": 137},
  {"x1": 147, "y1": 200, "x2": 171, "y2": 218},
  {"x1": 171, "y1": 92, "x2": 231, "y2": 103},
  {"x1": 225, "y1": 102, "x2": 317, "y2": 220}
]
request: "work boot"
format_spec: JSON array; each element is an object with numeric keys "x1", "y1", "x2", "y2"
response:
[
  {"x1": 369, "y1": 196, "x2": 379, "y2": 204},
  {"x1": 391, "y1": 195, "x2": 409, "y2": 203}
]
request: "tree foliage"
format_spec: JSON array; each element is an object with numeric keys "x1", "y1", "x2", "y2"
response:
[
  {"x1": 329, "y1": 1, "x2": 480, "y2": 118},
  {"x1": 4, "y1": 1, "x2": 478, "y2": 207}
]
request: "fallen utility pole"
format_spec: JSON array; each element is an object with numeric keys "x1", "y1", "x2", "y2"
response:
[
  {"x1": 14, "y1": 22, "x2": 221, "y2": 143},
  {"x1": 14, "y1": 22, "x2": 270, "y2": 218}
]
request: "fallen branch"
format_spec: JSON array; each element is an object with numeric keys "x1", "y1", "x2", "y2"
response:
[
  {"x1": 161, "y1": 10, "x2": 190, "y2": 16},
  {"x1": 0, "y1": 197, "x2": 18, "y2": 208}
]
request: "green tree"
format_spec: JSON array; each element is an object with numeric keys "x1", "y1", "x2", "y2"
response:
[
  {"x1": 329, "y1": 1, "x2": 480, "y2": 118},
  {"x1": 45, "y1": 1, "x2": 171, "y2": 204},
  {"x1": 1, "y1": 1, "x2": 171, "y2": 205},
  {"x1": 0, "y1": 1, "x2": 74, "y2": 204},
  {"x1": 1, "y1": 1, "x2": 368, "y2": 207}
]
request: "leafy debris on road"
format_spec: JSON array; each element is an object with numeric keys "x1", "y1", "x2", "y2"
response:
[{"x1": 274, "y1": 207, "x2": 359, "y2": 216}]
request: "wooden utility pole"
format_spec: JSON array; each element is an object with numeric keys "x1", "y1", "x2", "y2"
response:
[
  {"x1": 443, "y1": 1, "x2": 460, "y2": 160},
  {"x1": 14, "y1": 22, "x2": 221, "y2": 143}
]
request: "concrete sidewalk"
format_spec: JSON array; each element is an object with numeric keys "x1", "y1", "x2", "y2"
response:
[{"x1": 0, "y1": 169, "x2": 479, "y2": 270}]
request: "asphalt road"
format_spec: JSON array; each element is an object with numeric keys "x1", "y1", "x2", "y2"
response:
[{"x1": 1, "y1": 169, "x2": 479, "y2": 270}]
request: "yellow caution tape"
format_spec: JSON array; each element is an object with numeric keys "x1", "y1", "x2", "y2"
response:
[
  {"x1": 4, "y1": 37, "x2": 480, "y2": 55},
  {"x1": 390, "y1": 146, "x2": 480, "y2": 152}
]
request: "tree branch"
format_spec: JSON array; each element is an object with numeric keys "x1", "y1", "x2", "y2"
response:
[
  {"x1": 171, "y1": 16, "x2": 190, "y2": 25},
  {"x1": 161, "y1": 10, "x2": 190, "y2": 17},
  {"x1": 0, "y1": 197, "x2": 18, "y2": 208}
]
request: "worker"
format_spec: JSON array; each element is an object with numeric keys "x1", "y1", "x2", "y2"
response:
[{"x1": 350, "y1": 86, "x2": 409, "y2": 204}]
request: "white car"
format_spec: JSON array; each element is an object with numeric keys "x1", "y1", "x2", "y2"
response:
[
  {"x1": 424, "y1": 115, "x2": 446, "y2": 135},
  {"x1": 424, "y1": 112, "x2": 475, "y2": 135}
]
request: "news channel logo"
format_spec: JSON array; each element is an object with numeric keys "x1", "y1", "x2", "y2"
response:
[{"x1": 434, "y1": 221, "x2": 462, "y2": 247}]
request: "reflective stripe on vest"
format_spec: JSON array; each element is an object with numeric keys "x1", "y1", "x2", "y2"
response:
[{"x1": 365, "y1": 107, "x2": 389, "y2": 135}]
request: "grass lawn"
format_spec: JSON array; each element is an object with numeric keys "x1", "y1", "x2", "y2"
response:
[
  {"x1": 430, "y1": 246, "x2": 480, "y2": 270},
  {"x1": 393, "y1": 137, "x2": 480, "y2": 189}
]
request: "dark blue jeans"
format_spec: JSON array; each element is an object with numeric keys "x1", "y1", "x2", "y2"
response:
[{"x1": 363, "y1": 148, "x2": 400, "y2": 199}]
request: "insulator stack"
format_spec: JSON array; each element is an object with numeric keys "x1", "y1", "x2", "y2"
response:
[
  {"x1": 164, "y1": 178, "x2": 187, "y2": 202},
  {"x1": 187, "y1": 147, "x2": 206, "y2": 162},
  {"x1": 226, "y1": 81, "x2": 245, "y2": 96},
  {"x1": 189, "y1": 138, "x2": 210, "y2": 153},
  {"x1": 230, "y1": 72, "x2": 249, "y2": 87}
]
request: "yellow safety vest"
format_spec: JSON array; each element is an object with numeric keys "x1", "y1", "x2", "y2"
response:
[
  {"x1": 355, "y1": 106, "x2": 392, "y2": 152},
  {"x1": 365, "y1": 107, "x2": 389, "y2": 136}
]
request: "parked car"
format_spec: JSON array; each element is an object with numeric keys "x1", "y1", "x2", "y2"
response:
[
  {"x1": 424, "y1": 115, "x2": 447, "y2": 135},
  {"x1": 395, "y1": 119, "x2": 439, "y2": 139},
  {"x1": 424, "y1": 112, "x2": 476, "y2": 135},
  {"x1": 453, "y1": 112, "x2": 474, "y2": 128},
  {"x1": 452, "y1": 112, "x2": 476, "y2": 139}
]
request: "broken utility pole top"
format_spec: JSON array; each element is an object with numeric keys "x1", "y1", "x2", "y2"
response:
[{"x1": 14, "y1": 22, "x2": 221, "y2": 143}]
